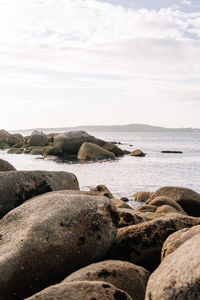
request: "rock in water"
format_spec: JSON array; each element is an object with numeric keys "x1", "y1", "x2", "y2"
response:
[
  {"x1": 0, "y1": 159, "x2": 16, "y2": 171},
  {"x1": 54, "y1": 131, "x2": 94, "y2": 154},
  {"x1": 145, "y1": 233, "x2": 200, "y2": 300},
  {"x1": 130, "y1": 149, "x2": 145, "y2": 157},
  {"x1": 29, "y1": 130, "x2": 48, "y2": 147},
  {"x1": 25, "y1": 281, "x2": 132, "y2": 300},
  {"x1": 64, "y1": 260, "x2": 149, "y2": 300},
  {"x1": 0, "y1": 193, "x2": 118, "y2": 299},
  {"x1": 77, "y1": 142, "x2": 115, "y2": 160},
  {"x1": 0, "y1": 170, "x2": 79, "y2": 218}
]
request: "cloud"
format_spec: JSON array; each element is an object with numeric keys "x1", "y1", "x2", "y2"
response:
[{"x1": 0, "y1": 0, "x2": 200, "y2": 128}]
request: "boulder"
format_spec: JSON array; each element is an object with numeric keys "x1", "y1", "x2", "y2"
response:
[
  {"x1": 42, "y1": 146, "x2": 63, "y2": 157},
  {"x1": 7, "y1": 148, "x2": 24, "y2": 154},
  {"x1": 64, "y1": 260, "x2": 149, "y2": 300},
  {"x1": 30, "y1": 147, "x2": 44, "y2": 155},
  {"x1": 12, "y1": 142, "x2": 24, "y2": 148},
  {"x1": 156, "y1": 205, "x2": 181, "y2": 214},
  {"x1": 137, "y1": 204, "x2": 157, "y2": 213},
  {"x1": 0, "y1": 130, "x2": 19, "y2": 146},
  {"x1": 117, "y1": 208, "x2": 147, "y2": 228},
  {"x1": 133, "y1": 191, "x2": 151, "y2": 202},
  {"x1": 54, "y1": 131, "x2": 94, "y2": 154},
  {"x1": 148, "y1": 186, "x2": 200, "y2": 217},
  {"x1": 110, "y1": 214, "x2": 200, "y2": 272},
  {"x1": 145, "y1": 233, "x2": 200, "y2": 300},
  {"x1": 0, "y1": 193, "x2": 118, "y2": 299},
  {"x1": 161, "y1": 224, "x2": 200, "y2": 260},
  {"x1": 130, "y1": 149, "x2": 145, "y2": 157},
  {"x1": 25, "y1": 281, "x2": 132, "y2": 300},
  {"x1": 12, "y1": 133, "x2": 24, "y2": 142},
  {"x1": 29, "y1": 130, "x2": 48, "y2": 147},
  {"x1": 77, "y1": 142, "x2": 115, "y2": 160},
  {"x1": 120, "y1": 197, "x2": 129, "y2": 202},
  {"x1": 111, "y1": 198, "x2": 133, "y2": 209},
  {"x1": 0, "y1": 159, "x2": 16, "y2": 171},
  {"x1": 0, "y1": 170, "x2": 79, "y2": 218},
  {"x1": 148, "y1": 196, "x2": 187, "y2": 215},
  {"x1": 90, "y1": 185, "x2": 114, "y2": 199},
  {"x1": 102, "y1": 142, "x2": 124, "y2": 157}
]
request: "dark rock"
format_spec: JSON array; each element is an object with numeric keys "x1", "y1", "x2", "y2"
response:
[
  {"x1": 0, "y1": 170, "x2": 79, "y2": 218},
  {"x1": 90, "y1": 185, "x2": 114, "y2": 199},
  {"x1": 0, "y1": 159, "x2": 16, "y2": 171},
  {"x1": 7, "y1": 148, "x2": 24, "y2": 154},
  {"x1": 110, "y1": 214, "x2": 200, "y2": 272},
  {"x1": 120, "y1": 197, "x2": 129, "y2": 202},
  {"x1": 29, "y1": 131, "x2": 48, "y2": 147},
  {"x1": 42, "y1": 146, "x2": 63, "y2": 157},
  {"x1": 161, "y1": 151, "x2": 183, "y2": 153}
]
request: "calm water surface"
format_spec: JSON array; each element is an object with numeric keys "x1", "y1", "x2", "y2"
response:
[{"x1": 1, "y1": 131, "x2": 200, "y2": 205}]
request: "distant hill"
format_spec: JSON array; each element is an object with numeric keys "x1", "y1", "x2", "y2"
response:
[{"x1": 19, "y1": 124, "x2": 200, "y2": 134}]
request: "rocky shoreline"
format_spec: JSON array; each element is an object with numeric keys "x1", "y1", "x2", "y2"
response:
[{"x1": 0, "y1": 158, "x2": 199, "y2": 299}]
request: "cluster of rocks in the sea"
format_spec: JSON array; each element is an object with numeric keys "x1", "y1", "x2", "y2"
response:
[
  {"x1": 0, "y1": 129, "x2": 150, "y2": 160},
  {"x1": 0, "y1": 159, "x2": 199, "y2": 299}
]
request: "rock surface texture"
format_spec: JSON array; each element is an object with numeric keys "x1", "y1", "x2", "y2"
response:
[
  {"x1": 110, "y1": 214, "x2": 200, "y2": 271},
  {"x1": 0, "y1": 159, "x2": 16, "y2": 171},
  {"x1": 145, "y1": 233, "x2": 200, "y2": 300},
  {"x1": 25, "y1": 281, "x2": 132, "y2": 300},
  {"x1": 64, "y1": 260, "x2": 149, "y2": 300},
  {"x1": 0, "y1": 193, "x2": 118, "y2": 299},
  {"x1": 77, "y1": 142, "x2": 115, "y2": 160},
  {"x1": 0, "y1": 170, "x2": 79, "y2": 218}
]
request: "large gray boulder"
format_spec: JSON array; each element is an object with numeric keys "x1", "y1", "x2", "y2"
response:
[
  {"x1": 148, "y1": 186, "x2": 200, "y2": 217},
  {"x1": 0, "y1": 170, "x2": 79, "y2": 218},
  {"x1": 145, "y1": 233, "x2": 200, "y2": 300},
  {"x1": 64, "y1": 260, "x2": 149, "y2": 300},
  {"x1": 77, "y1": 142, "x2": 115, "y2": 160},
  {"x1": 0, "y1": 193, "x2": 118, "y2": 299},
  {"x1": 0, "y1": 159, "x2": 16, "y2": 171},
  {"x1": 54, "y1": 131, "x2": 94, "y2": 154},
  {"x1": 29, "y1": 131, "x2": 48, "y2": 147},
  {"x1": 110, "y1": 214, "x2": 200, "y2": 271},
  {"x1": 0, "y1": 130, "x2": 19, "y2": 147},
  {"x1": 26, "y1": 281, "x2": 132, "y2": 300}
]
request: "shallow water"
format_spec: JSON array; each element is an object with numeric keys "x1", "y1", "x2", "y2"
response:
[{"x1": 1, "y1": 131, "x2": 200, "y2": 206}]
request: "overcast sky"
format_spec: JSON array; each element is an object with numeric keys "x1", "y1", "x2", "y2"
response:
[{"x1": 1, "y1": 0, "x2": 200, "y2": 129}]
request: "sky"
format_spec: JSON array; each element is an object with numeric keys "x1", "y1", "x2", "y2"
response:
[{"x1": 0, "y1": 0, "x2": 200, "y2": 129}]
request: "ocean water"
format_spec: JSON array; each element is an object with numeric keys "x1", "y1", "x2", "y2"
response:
[{"x1": 1, "y1": 131, "x2": 200, "y2": 205}]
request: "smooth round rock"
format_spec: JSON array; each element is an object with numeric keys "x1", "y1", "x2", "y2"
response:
[
  {"x1": 0, "y1": 159, "x2": 16, "y2": 171},
  {"x1": 64, "y1": 260, "x2": 149, "y2": 300},
  {"x1": 0, "y1": 193, "x2": 118, "y2": 299},
  {"x1": 77, "y1": 142, "x2": 115, "y2": 160}
]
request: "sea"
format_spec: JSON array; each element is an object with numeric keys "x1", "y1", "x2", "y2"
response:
[{"x1": 0, "y1": 131, "x2": 200, "y2": 206}]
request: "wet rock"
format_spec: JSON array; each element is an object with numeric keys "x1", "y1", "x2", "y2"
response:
[
  {"x1": 123, "y1": 150, "x2": 131, "y2": 155},
  {"x1": 145, "y1": 233, "x2": 200, "y2": 300},
  {"x1": 0, "y1": 193, "x2": 118, "y2": 299},
  {"x1": 25, "y1": 281, "x2": 132, "y2": 300},
  {"x1": 0, "y1": 170, "x2": 79, "y2": 218},
  {"x1": 111, "y1": 198, "x2": 133, "y2": 209},
  {"x1": 29, "y1": 131, "x2": 48, "y2": 147},
  {"x1": 77, "y1": 142, "x2": 115, "y2": 160},
  {"x1": 90, "y1": 185, "x2": 114, "y2": 199},
  {"x1": 0, "y1": 159, "x2": 16, "y2": 171},
  {"x1": 42, "y1": 146, "x2": 63, "y2": 157},
  {"x1": 161, "y1": 150, "x2": 183, "y2": 153},
  {"x1": 161, "y1": 224, "x2": 200, "y2": 260},
  {"x1": 130, "y1": 150, "x2": 145, "y2": 157},
  {"x1": 148, "y1": 186, "x2": 200, "y2": 217},
  {"x1": 30, "y1": 147, "x2": 44, "y2": 155},
  {"x1": 7, "y1": 148, "x2": 24, "y2": 154},
  {"x1": 102, "y1": 142, "x2": 124, "y2": 157},
  {"x1": 54, "y1": 131, "x2": 94, "y2": 154},
  {"x1": 64, "y1": 260, "x2": 149, "y2": 300},
  {"x1": 110, "y1": 214, "x2": 200, "y2": 272},
  {"x1": 133, "y1": 191, "x2": 150, "y2": 202},
  {"x1": 120, "y1": 197, "x2": 129, "y2": 202}
]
